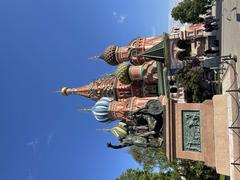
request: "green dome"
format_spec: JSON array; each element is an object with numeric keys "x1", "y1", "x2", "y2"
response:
[{"x1": 115, "y1": 63, "x2": 132, "y2": 84}]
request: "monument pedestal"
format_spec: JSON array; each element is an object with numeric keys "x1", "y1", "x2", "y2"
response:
[{"x1": 166, "y1": 95, "x2": 230, "y2": 176}]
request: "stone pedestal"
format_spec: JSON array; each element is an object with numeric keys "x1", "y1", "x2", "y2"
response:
[{"x1": 166, "y1": 95, "x2": 230, "y2": 176}]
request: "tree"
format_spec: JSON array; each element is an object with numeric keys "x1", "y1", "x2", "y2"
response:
[
  {"x1": 124, "y1": 146, "x2": 218, "y2": 180},
  {"x1": 171, "y1": 0, "x2": 208, "y2": 24},
  {"x1": 116, "y1": 168, "x2": 145, "y2": 180},
  {"x1": 116, "y1": 168, "x2": 180, "y2": 180},
  {"x1": 172, "y1": 159, "x2": 219, "y2": 180},
  {"x1": 175, "y1": 65, "x2": 215, "y2": 103},
  {"x1": 127, "y1": 146, "x2": 172, "y2": 172}
]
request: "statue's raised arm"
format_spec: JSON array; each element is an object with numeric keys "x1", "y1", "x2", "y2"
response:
[{"x1": 106, "y1": 142, "x2": 128, "y2": 149}]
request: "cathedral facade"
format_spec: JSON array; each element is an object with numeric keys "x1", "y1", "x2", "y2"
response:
[{"x1": 61, "y1": 22, "x2": 222, "y2": 151}]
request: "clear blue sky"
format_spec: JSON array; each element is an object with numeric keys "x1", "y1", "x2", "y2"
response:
[{"x1": 0, "y1": 0, "x2": 169, "y2": 179}]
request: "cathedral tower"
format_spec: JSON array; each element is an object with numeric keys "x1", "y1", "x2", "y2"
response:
[
  {"x1": 100, "y1": 36, "x2": 163, "y2": 66},
  {"x1": 61, "y1": 76, "x2": 116, "y2": 101},
  {"x1": 61, "y1": 72, "x2": 159, "y2": 101}
]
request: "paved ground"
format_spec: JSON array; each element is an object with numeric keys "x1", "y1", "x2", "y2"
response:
[{"x1": 220, "y1": 0, "x2": 240, "y2": 179}]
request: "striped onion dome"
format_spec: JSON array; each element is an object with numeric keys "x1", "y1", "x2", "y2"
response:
[{"x1": 91, "y1": 97, "x2": 113, "y2": 123}]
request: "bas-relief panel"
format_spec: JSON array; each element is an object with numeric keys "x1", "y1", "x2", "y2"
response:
[{"x1": 182, "y1": 110, "x2": 201, "y2": 152}]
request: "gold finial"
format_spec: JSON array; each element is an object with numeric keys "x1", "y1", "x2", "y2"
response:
[
  {"x1": 59, "y1": 84, "x2": 93, "y2": 98},
  {"x1": 61, "y1": 87, "x2": 69, "y2": 96},
  {"x1": 61, "y1": 87, "x2": 77, "y2": 96}
]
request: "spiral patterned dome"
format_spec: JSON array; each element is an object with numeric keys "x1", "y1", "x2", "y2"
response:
[
  {"x1": 91, "y1": 97, "x2": 113, "y2": 123},
  {"x1": 110, "y1": 122, "x2": 128, "y2": 139},
  {"x1": 115, "y1": 63, "x2": 132, "y2": 84},
  {"x1": 100, "y1": 45, "x2": 119, "y2": 65}
]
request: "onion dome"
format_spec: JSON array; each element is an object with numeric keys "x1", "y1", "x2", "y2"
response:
[
  {"x1": 115, "y1": 63, "x2": 132, "y2": 84},
  {"x1": 100, "y1": 45, "x2": 119, "y2": 65},
  {"x1": 91, "y1": 97, "x2": 113, "y2": 123}
]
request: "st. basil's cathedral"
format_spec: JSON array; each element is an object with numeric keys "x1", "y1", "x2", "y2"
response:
[{"x1": 60, "y1": 22, "x2": 218, "y2": 149}]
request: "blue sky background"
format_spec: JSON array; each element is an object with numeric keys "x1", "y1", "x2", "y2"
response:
[{"x1": 0, "y1": 0, "x2": 169, "y2": 179}]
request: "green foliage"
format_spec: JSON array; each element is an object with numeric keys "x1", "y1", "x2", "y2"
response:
[
  {"x1": 116, "y1": 168, "x2": 145, "y2": 180},
  {"x1": 220, "y1": 175, "x2": 226, "y2": 180},
  {"x1": 119, "y1": 146, "x2": 218, "y2": 180},
  {"x1": 174, "y1": 66, "x2": 213, "y2": 103},
  {"x1": 116, "y1": 168, "x2": 180, "y2": 180},
  {"x1": 172, "y1": 159, "x2": 218, "y2": 180},
  {"x1": 171, "y1": 0, "x2": 208, "y2": 24},
  {"x1": 127, "y1": 146, "x2": 168, "y2": 172}
]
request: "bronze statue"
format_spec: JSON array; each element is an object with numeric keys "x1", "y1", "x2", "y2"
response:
[{"x1": 107, "y1": 100, "x2": 164, "y2": 149}]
